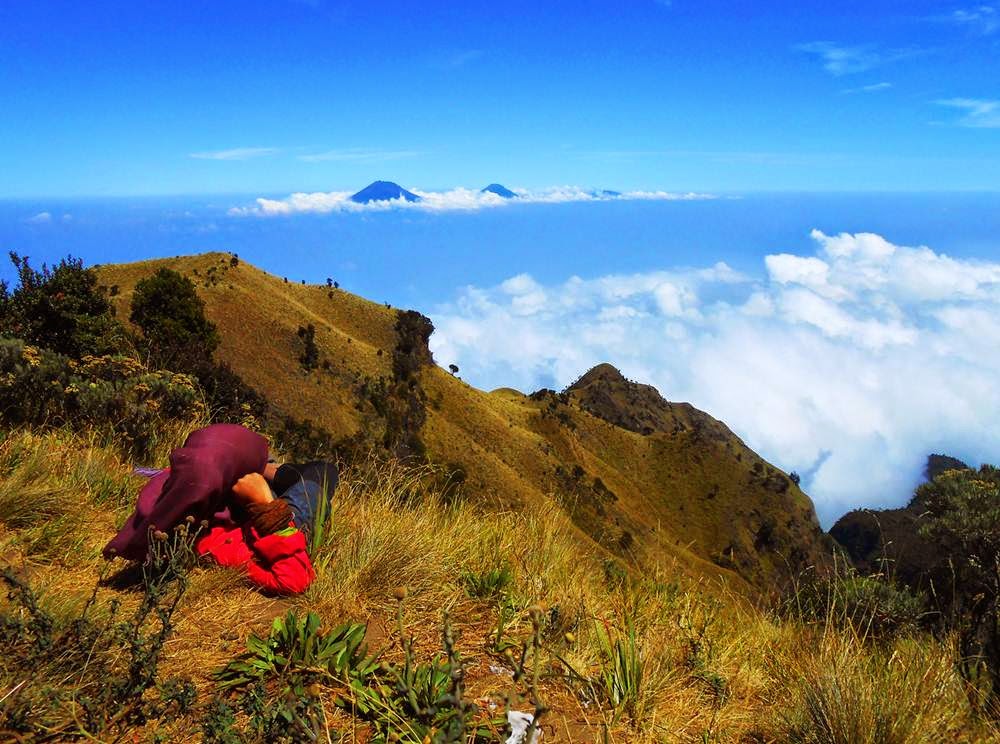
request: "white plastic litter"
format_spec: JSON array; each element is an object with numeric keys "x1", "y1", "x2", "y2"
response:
[{"x1": 506, "y1": 710, "x2": 541, "y2": 744}]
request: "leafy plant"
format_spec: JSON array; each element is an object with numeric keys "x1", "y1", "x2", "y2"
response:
[
  {"x1": 216, "y1": 611, "x2": 377, "y2": 689},
  {"x1": 462, "y1": 564, "x2": 513, "y2": 600},
  {"x1": 214, "y1": 603, "x2": 505, "y2": 743},
  {"x1": 594, "y1": 619, "x2": 644, "y2": 723}
]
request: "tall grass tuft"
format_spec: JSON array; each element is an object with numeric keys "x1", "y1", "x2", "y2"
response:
[
  {"x1": 775, "y1": 630, "x2": 968, "y2": 744},
  {"x1": 0, "y1": 428, "x2": 138, "y2": 560}
]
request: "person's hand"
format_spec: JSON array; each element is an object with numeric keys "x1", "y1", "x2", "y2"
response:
[{"x1": 232, "y1": 472, "x2": 274, "y2": 506}]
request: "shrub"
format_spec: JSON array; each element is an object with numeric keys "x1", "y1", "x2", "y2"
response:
[
  {"x1": 0, "y1": 252, "x2": 127, "y2": 357},
  {"x1": 785, "y1": 566, "x2": 926, "y2": 641},
  {"x1": 0, "y1": 338, "x2": 205, "y2": 457},
  {"x1": 916, "y1": 465, "x2": 1000, "y2": 712},
  {"x1": 296, "y1": 323, "x2": 319, "y2": 372},
  {"x1": 130, "y1": 267, "x2": 219, "y2": 369}
]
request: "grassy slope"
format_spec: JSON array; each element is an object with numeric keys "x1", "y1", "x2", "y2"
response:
[
  {"x1": 0, "y1": 427, "x2": 990, "y2": 742},
  {"x1": 98, "y1": 252, "x2": 827, "y2": 592}
]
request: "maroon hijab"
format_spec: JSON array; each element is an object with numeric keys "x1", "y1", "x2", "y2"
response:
[{"x1": 104, "y1": 424, "x2": 269, "y2": 561}]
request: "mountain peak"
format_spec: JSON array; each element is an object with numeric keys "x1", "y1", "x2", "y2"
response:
[
  {"x1": 481, "y1": 183, "x2": 517, "y2": 199},
  {"x1": 568, "y1": 363, "x2": 626, "y2": 389},
  {"x1": 350, "y1": 181, "x2": 421, "y2": 204},
  {"x1": 566, "y1": 363, "x2": 682, "y2": 436}
]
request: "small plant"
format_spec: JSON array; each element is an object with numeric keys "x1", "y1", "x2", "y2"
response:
[
  {"x1": 213, "y1": 611, "x2": 376, "y2": 741},
  {"x1": 215, "y1": 611, "x2": 377, "y2": 689},
  {"x1": 490, "y1": 595, "x2": 522, "y2": 655},
  {"x1": 461, "y1": 564, "x2": 513, "y2": 600},
  {"x1": 593, "y1": 619, "x2": 644, "y2": 723}
]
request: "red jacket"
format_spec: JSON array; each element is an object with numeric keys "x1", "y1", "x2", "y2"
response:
[{"x1": 196, "y1": 523, "x2": 316, "y2": 595}]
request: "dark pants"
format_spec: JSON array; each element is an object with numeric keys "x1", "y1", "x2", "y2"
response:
[{"x1": 272, "y1": 461, "x2": 338, "y2": 539}]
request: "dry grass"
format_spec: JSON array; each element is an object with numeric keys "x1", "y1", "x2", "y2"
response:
[{"x1": 0, "y1": 425, "x2": 996, "y2": 742}]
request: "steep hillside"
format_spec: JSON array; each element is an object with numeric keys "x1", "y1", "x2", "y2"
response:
[{"x1": 98, "y1": 253, "x2": 830, "y2": 591}]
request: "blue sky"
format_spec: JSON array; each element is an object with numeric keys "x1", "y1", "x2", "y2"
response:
[{"x1": 1, "y1": 0, "x2": 998, "y2": 196}]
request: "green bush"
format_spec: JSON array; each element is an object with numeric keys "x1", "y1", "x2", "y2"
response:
[
  {"x1": 0, "y1": 252, "x2": 128, "y2": 357},
  {"x1": 916, "y1": 465, "x2": 1000, "y2": 712},
  {"x1": 130, "y1": 267, "x2": 219, "y2": 369},
  {"x1": 297, "y1": 324, "x2": 319, "y2": 372},
  {"x1": 786, "y1": 568, "x2": 926, "y2": 641}
]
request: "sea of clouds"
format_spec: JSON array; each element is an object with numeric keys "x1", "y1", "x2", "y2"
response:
[
  {"x1": 229, "y1": 186, "x2": 712, "y2": 216},
  {"x1": 430, "y1": 229, "x2": 1000, "y2": 526}
]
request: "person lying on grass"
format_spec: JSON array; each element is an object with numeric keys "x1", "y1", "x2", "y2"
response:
[
  {"x1": 197, "y1": 461, "x2": 337, "y2": 595},
  {"x1": 103, "y1": 423, "x2": 337, "y2": 595}
]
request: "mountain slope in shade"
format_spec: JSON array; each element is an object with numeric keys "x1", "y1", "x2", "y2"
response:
[
  {"x1": 830, "y1": 454, "x2": 972, "y2": 589},
  {"x1": 350, "y1": 180, "x2": 421, "y2": 204},
  {"x1": 97, "y1": 253, "x2": 831, "y2": 593},
  {"x1": 481, "y1": 183, "x2": 518, "y2": 198}
]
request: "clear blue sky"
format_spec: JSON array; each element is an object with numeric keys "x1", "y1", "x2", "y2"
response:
[{"x1": 1, "y1": 0, "x2": 998, "y2": 197}]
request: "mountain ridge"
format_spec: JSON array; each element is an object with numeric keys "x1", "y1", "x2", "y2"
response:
[{"x1": 97, "y1": 252, "x2": 831, "y2": 592}]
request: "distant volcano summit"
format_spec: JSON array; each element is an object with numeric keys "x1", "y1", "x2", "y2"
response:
[
  {"x1": 350, "y1": 181, "x2": 421, "y2": 204},
  {"x1": 481, "y1": 183, "x2": 518, "y2": 199}
]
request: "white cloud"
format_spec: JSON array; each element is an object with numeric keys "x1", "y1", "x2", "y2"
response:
[
  {"x1": 25, "y1": 211, "x2": 51, "y2": 224},
  {"x1": 935, "y1": 98, "x2": 1000, "y2": 128},
  {"x1": 841, "y1": 82, "x2": 893, "y2": 94},
  {"x1": 298, "y1": 148, "x2": 421, "y2": 163},
  {"x1": 950, "y1": 4, "x2": 999, "y2": 34},
  {"x1": 190, "y1": 147, "x2": 279, "y2": 161},
  {"x1": 430, "y1": 230, "x2": 1000, "y2": 526},
  {"x1": 796, "y1": 42, "x2": 915, "y2": 76},
  {"x1": 796, "y1": 42, "x2": 881, "y2": 75},
  {"x1": 229, "y1": 186, "x2": 714, "y2": 216}
]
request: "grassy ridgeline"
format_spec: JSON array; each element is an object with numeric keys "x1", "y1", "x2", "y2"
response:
[{"x1": 0, "y1": 424, "x2": 993, "y2": 742}]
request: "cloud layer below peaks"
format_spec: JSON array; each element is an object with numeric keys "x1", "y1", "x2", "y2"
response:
[{"x1": 430, "y1": 229, "x2": 1000, "y2": 526}]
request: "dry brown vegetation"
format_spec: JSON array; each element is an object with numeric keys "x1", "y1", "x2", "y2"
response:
[{"x1": 1, "y1": 425, "x2": 996, "y2": 742}]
